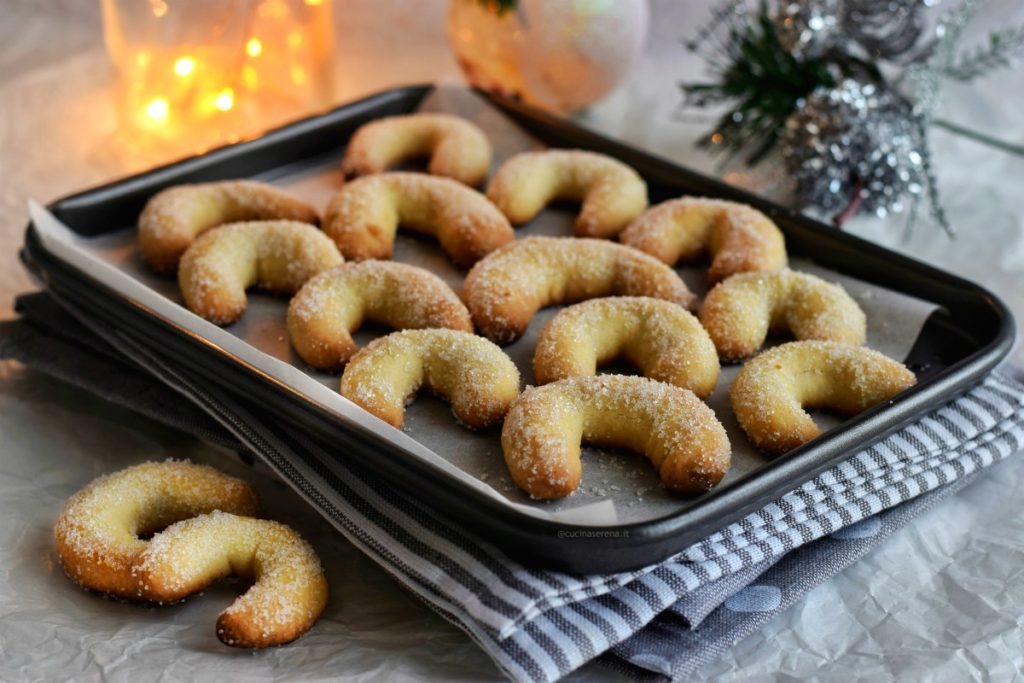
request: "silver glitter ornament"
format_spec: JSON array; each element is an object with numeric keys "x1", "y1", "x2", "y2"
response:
[
  {"x1": 782, "y1": 79, "x2": 924, "y2": 222},
  {"x1": 775, "y1": 0, "x2": 929, "y2": 62},
  {"x1": 843, "y1": 0, "x2": 929, "y2": 61},
  {"x1": 774, "y1": 0, "x2": 843, "y2": 59}
]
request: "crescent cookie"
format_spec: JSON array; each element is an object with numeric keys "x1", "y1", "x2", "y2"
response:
[
  {"x1": 135, "y1": 511, "x2": 328, "y2": 648},
  {"x1": 340, "y1": 329, "x2": 520, "y2": 430},
  {"x1": 463, "y1": 237, "x2": 695, "y2": 345},
  {"x1": 620, "y1": 197, "x2": 787, "y2": 283},
  {"x1": 699, "y1": 269, "x2": 867, "y2": 361},
  {"x1": 534, "y1": 297, "x2": 719, "y2": 398},
  {"x1": 138, "y1": 180, "x2": 319, "y2": 273},
  {"x1": 341, "y1": 113, "x2": 492, "y2": 187},
  {"x1": 178, "y1": 220, "x2": 343, "y2": 325},
  {"x1": 287, "y1": 261, "x2": 472, "y2": 371},
  {"x1": 53, "y1": 460, "x2": 260, "y2": 600},
  {"x1": 731, "y1": 341, "x2": 917, "y2": 454},
  {"x1": 485, "y1": 149, "x2": 648, "y2": 238},
  {"x1": 501, "y1": 375, "x2": 731, "y2": 500},
  {"x1": 323, "y1": 172, "x2": 514, "y2": 267}
]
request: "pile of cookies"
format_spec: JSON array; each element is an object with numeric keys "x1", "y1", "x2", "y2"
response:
[
  {"x1": 135, "y1": 112, "x2": 917, "y2": 502},
  {"x1": 54, "y1": 461, "x2": 328, "y2": 647}
]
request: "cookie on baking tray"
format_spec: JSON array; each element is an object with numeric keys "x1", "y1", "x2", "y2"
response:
[
  {"x1": 699, "y1": 269, "x2": 866, "y2": 361},
  {"x1": 501, "y1": 375, "x2": 731, "y2": 500},
  {"x1": 463, "y1": 237, "x2": 694, "y2": 345},
  {"x1": 730, "y1": 341, "x2": 916, "y2": 454},
  {"x1": 533, "y1": 296, "x2": 719, "y2": 398},
  {"x1": 340, "y1": 328, "x2": 520, "y2": 430},
  {"x1": 324, "y1": 172, "x2": 514, "y2": 267},
  {"x1": 620, "y1": 196, "x2": 786, "y2": 283},
  {"x1": 138, "y1": 180, "x2": 319, "y2": 273},
  {"x1": 288, "y1": 261, "x2": 472, "y2": 371},
  {"x1": 486, "y1": 149, "x2": 648, "y2": 238},
  {"x1": 341, "y1": 112, "x2": 492, "y2": 187},
  {"x1": 178, "y1": 220, "x2": 342, "y2": 325}
]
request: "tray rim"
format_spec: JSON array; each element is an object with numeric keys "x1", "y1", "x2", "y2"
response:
[{"x1": 20, "y1": 83, "x2": 1017, "y2": 571}]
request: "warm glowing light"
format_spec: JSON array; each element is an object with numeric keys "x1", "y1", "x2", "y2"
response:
[
  {"x1": 106, "y1": 0, "x2": 334, "y2": 152},
  {"x1": 710, "y1": 132, "x2": 724, "y2": 144},
  {"x1": 145, "y1": 97, "x2": 170, "y2": 122},
  {"x1": 260, "y1": 0, "x2": 289, "y2": 19},
  {"x1": 214, "y1": 88, "x2": 235, "y2": 111},
  {"x1": 173, "y1": 56, "x2": 196, "y2": 77},
  {"x1": 242, "y1": 66, "x2": 260, "y2": 88}
]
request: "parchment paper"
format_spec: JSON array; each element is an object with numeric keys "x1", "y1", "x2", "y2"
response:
[{"x1": 29, "y1": 86, "x2": 938, "y2": 526}]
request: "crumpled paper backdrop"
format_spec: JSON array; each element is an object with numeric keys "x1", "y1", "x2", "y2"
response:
[{"x1": 1, "y1": 0, "x2": 1023, "y2": 680}]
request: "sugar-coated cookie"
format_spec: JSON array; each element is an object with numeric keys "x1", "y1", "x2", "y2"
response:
[
  {"x1": 54, "y1": 461, "x2": 259, "y2": 600},
  {"x1": 730, "y1": 341, "x2": 916, "y2": 454},
  {"x1": 136, "y1": 511, "x2": 328, "y2": 648},
  {"x1": 324, "y1": 172, "x2": 513, "y2": 267},
  {"x1": 620, "y1": 197, "x2": 786, "y2": 283},
  {"x1": 486, "y1": 149, "x2": 648, "y2": 237},
  {"x1": 340, "y1": 329, "x2": 520, "y2": 430},
  {"x1": 463, "y1": 237, "x2": 694, "y2": 344},
  {"x1": 341, "y1": 113, "x2": 492, "y2": 186},
  {"x1": 178, "y1": 220, "x2": 342, "y2": 325},
  {"x1": 138, "y1": 180, "x2": 319, "y2": 273},
  {"x1": 501, "y1": 375, "x2": 731, "y2": 500},
  {"x1": 533, "y1": 297, "x2": 719, "y2": 397},
  {"x1": 288, "y1": 261, "x2": 472, "y2": 371},
  {"x1": 699, "y1": 269, "x2": 866, "y2": 361}
]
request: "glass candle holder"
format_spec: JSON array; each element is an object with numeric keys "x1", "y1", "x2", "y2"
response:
[{"x1": 102, "y1": 0, "x2": 333, "y2": 153}]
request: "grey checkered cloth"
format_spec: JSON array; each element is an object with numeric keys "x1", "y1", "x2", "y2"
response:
[{"x1": 3, "y1": 291, "x2": 1022, "y2": 682}]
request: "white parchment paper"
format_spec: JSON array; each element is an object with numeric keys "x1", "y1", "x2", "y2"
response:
[{"x1": 30, "y1": 86, "x2": 938, "y2": 526}]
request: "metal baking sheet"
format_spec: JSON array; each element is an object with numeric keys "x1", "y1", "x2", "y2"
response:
[
  {"x1": 27, "y1": 86, "x2": 939, "y2": 526},
  {"x1": 25, "y1": 82, "x2": 1015, "y2": 569}
]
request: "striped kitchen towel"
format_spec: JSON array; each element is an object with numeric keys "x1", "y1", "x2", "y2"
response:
[{"x1": 4, "y1": 291, "x2": 1023, "y2": 682}]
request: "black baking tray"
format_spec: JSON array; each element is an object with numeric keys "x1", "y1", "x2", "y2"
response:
[{"x1": 20, "y1": 84, "x2": 1016, "y2": 573}]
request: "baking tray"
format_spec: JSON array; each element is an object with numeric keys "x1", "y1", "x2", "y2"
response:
[{"x1": 20, "y1": 84, "x2": 1015, "y2": 573}]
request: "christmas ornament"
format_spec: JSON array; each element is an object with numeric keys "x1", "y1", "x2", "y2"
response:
[
  {"x1": 446, "y1": 0, "x2": 649, "y2": 114},
  {"x1": 683, "y1": 0, "x2": 1024, "y2": 234},
  {"x1": 782, "y1": 80, "x2": 923, "y2": 221}
]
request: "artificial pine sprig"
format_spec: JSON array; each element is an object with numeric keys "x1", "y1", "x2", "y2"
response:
[{"x1": 682, "y1": 4, "x2": 878, "y2": 166}]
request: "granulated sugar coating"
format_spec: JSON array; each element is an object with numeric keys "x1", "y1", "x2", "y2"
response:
[
  {"x1": 340, "y1": 328, "x2": 520, "y2": 430},
  {"x1": 485, "y1": 149, "x2": 648, "y2": 238},
  {"x1": 730, "y1": 340, "x2": 917, "y2": 455},
  {"x1": 463, "y1": 237, "x2": 695, "y2": 345},
  {"x1": 323, "y1": 172, "x2": 513, "y2": 267},
  {"x1": 137, "y1": 180, "x2": 319, "y2": 273},
  {"x1": 177, "y1": 220, "x2": 343, "y2": 325},
  {"x1": 699, "y1": 269, "x2": 867, "y2": 361},
  {"x1": 53, "y1": 460, "x2": 259, "y2": 600},
  {"x1": 341, "y1": 113, "x2": 492, "y2": 187},
  {"x1": 135, "y1": 511, "x2": 328, "y2": 649},
  {"x1": 501, "y1": 375, "x2": 731, "y2": 500},
  {"x1": 287, "y1": 261, "x2": 472, "y2": 371},
  {"x1": 620, "y1": 196, "x2": 787, "y2": 283},
  {"x1": 533, "y1": 296, "x2": 720, "y2": 398}
]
